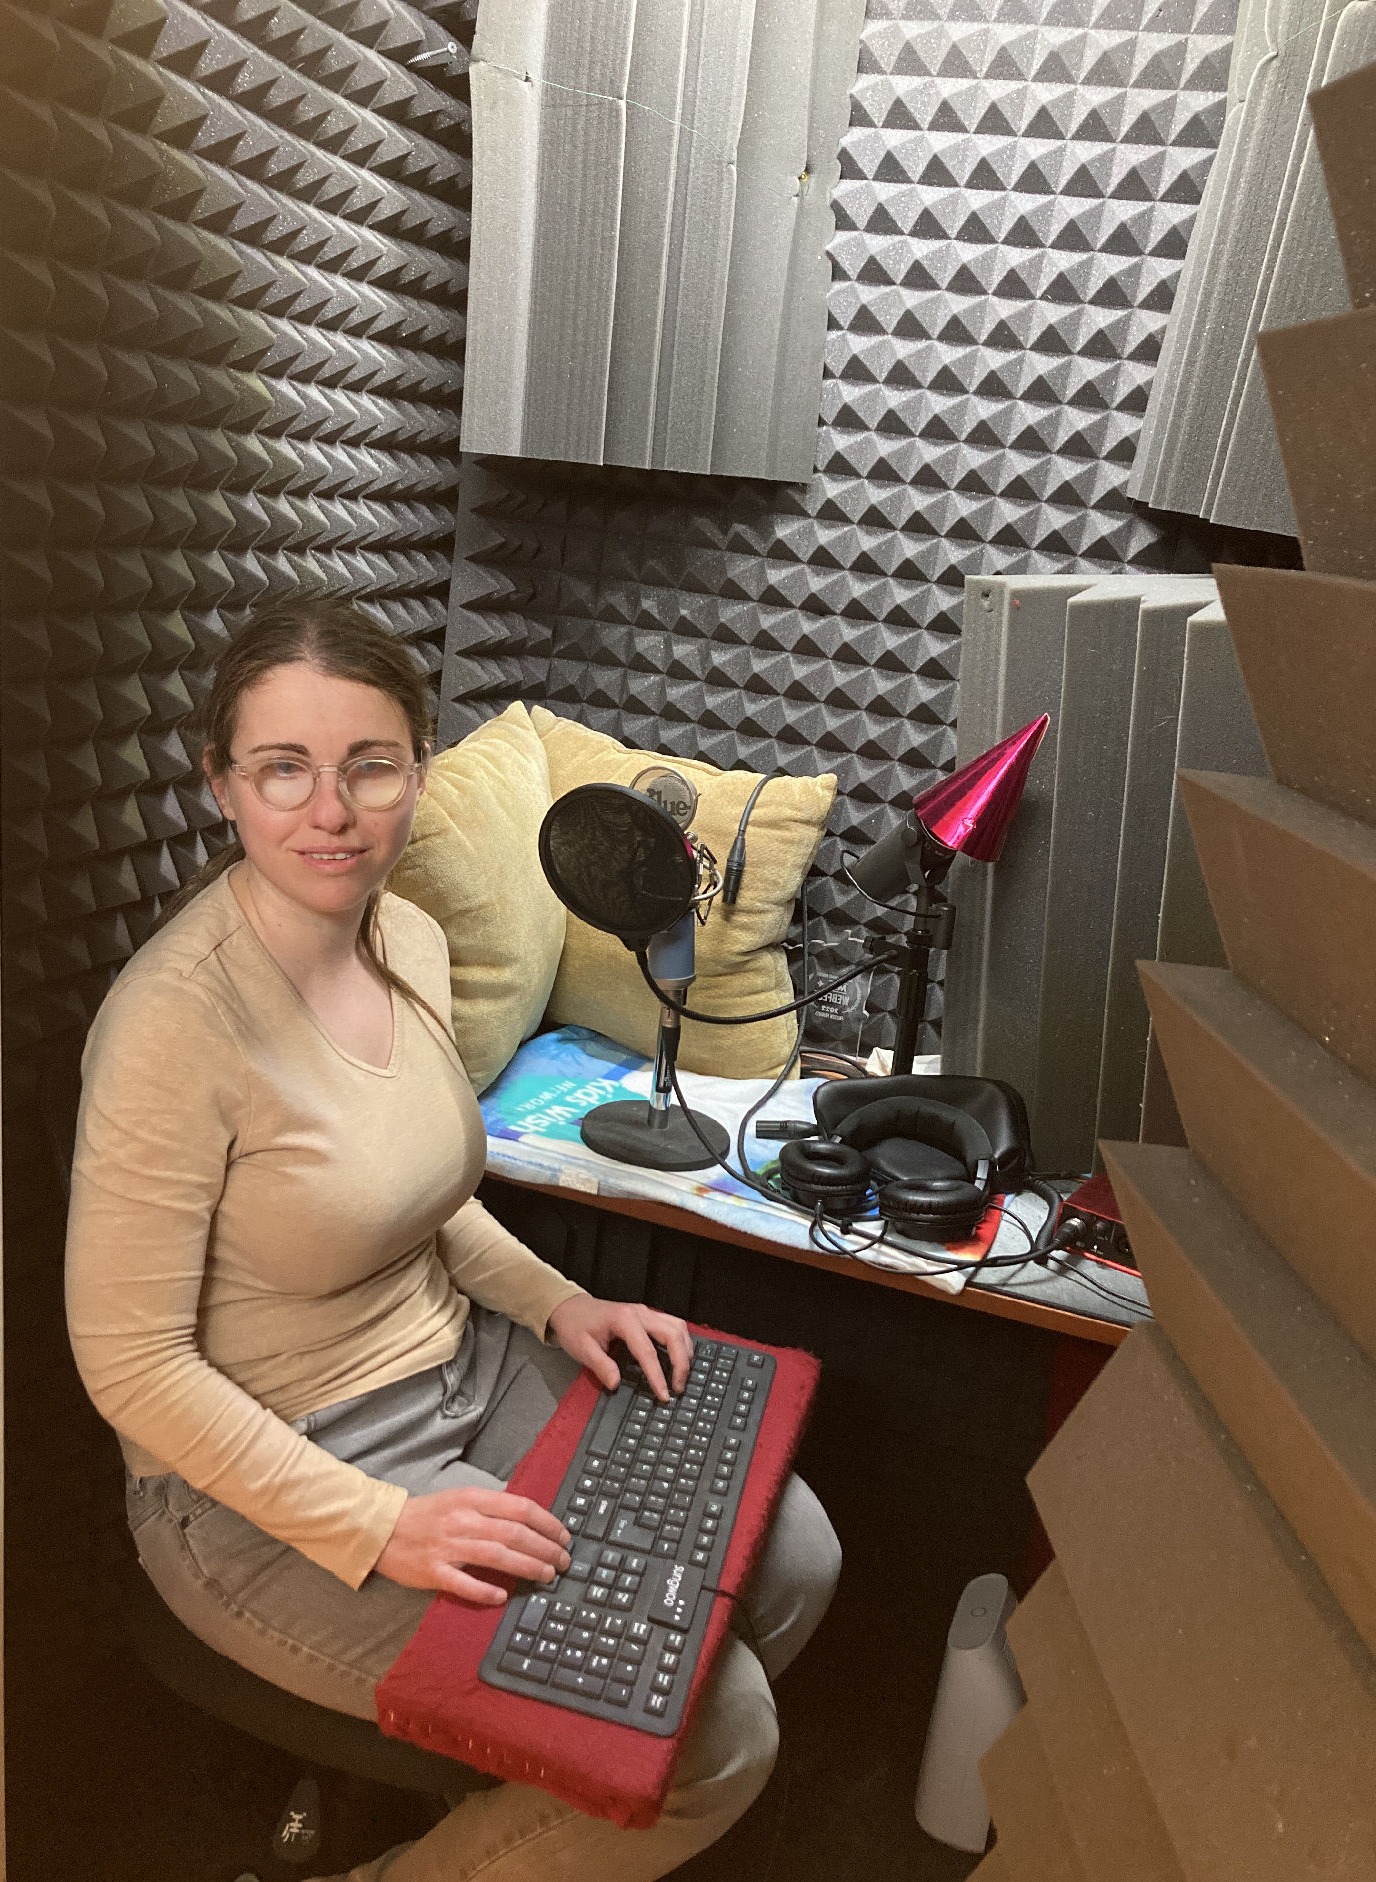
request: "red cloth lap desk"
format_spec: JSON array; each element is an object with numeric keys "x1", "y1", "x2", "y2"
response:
[{"x1": 375, "y1": 1326, "x2": 820, "y2": 1828}]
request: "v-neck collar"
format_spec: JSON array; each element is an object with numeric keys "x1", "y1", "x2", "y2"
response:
[{"x1": 219, "y1": 869, "x2": 400, "y2": 1078}]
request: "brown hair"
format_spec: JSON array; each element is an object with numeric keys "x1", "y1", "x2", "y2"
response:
[{"x1": 159, "y1": 598, "x2": 451, "y2": 1040}]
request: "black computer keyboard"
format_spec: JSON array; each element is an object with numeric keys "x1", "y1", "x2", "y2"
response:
[{"x1": 479, "y1": 1334, "x2": 776, "y2": 1734}]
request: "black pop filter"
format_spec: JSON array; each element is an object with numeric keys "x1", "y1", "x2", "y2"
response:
[{"x1": 537, "y1": 783, "x2": 698, "y2": 943}]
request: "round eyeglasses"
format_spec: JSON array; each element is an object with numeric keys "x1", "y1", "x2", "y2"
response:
[{"x1": 228, "y1": 754, "x2": 423, "y2": 813}]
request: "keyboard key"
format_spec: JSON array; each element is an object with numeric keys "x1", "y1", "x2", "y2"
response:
[
  {"x1": 658, "y1": 1651, "x2": 680, "y2": 1673},
  {"x1": 589, "y1": 1653, "x2": 613, "y2": 1677},
  {"x1": 554, "y1": 1669, "x2": 606, "y2": 1699},
  {"x1": 593, "y1": 1566, "x2": 616, "y2": 1587},
  {"x1": 587, "y1": 1584, "x2": 609, "y2": 1604},
  {"x1": 599, "y1": 1549, "x2": 624, "y2": 1569},
  {"x1": 610, "y1": 1590, "x2": 635, "y2": 1610},
  {"x1": 534, "y1": 1639, "x2": 560, "y2": 1661},
  {"x1": 691, "y1": 1549, "x2": 710, "y2": 1567},
  {"x1": 571, "y1": 1622, "x2": 596, "y2": 1644},
  {"x1": 502, "y1": 1654, "x2": 551, "y2": 1683},
  {"x1": 559, "y1": 1647, "x2": 586, "y2": 1670},
  {"x1": 629, "y1": 1621, "x2": 652, "y2": 1644},
  {"x1": 605, "y1": 1682, "x2": 633, "y2": 1708},
  {"x1": 619, "y1": 1639, "x2": 646, "y2": 1663},
  {"x1": 653, "y1": 1539, "x2": 675, "y2": 1557},
  {"x1": 653, "y1": 1672, "x2": 675, "y2": 1695},
  {"x1": 584, "y1": 1495, "x2": 616, "y2": 1541},
  {"x1": 510, "y1": 1630, "x2": 535, "y2": 1652},
  {"x1": 612, "y1": 1658, "x2": 639, "y2": 1685},
  {"x1": 645, "y1": 1693, "x2": 669, "y2": 1716},
  {"x1": 603, "y1": 1615, "x2": 625, "y2": 1636},
  {"x1": 519, "y1": 1595, "x2": 550, "y2": 1631}
]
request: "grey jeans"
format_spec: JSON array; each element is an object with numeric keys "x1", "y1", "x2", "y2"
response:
[{"x1": 128, "y1": 1316, "x2": 841, "y2": 1882}]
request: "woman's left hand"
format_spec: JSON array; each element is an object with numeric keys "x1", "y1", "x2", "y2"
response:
[{"x1": 547, "y1": 1295, "x2": 693, "y2": 1402}]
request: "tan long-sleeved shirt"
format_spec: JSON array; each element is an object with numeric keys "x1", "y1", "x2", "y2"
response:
[{"x1": 65, "y1": 870, "x2": 584, "y2": 1588}]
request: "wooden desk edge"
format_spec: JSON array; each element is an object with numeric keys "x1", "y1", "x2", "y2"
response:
[{"x1": 484, "y1": 1171, "x2": 1128, "y2": 1349}]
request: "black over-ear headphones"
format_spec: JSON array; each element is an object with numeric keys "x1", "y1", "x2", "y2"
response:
[{"x1": 777, "y1": 1076, "x2": 1027, "y2": 1241}]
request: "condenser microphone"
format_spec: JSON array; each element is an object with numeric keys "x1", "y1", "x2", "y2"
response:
[{"x1": 536, "y1": 778, "x2": 729, "y2": 1172}]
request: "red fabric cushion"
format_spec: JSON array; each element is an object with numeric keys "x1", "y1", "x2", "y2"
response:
[{"x1": 375, "y1": 1326, "x2": 821, "y2": 1828}]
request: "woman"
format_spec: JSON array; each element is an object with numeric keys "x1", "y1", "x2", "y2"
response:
[{"x1": 65, "y1": 600, "x2": 841, "y2": 1882}]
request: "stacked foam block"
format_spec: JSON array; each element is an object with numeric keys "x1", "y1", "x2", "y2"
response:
[
  {"x1": 441, "y1": 0, "x2": 1240, "y2": 1051},
  {"x1": 1, "y1": 0, "x2": 471, "y2": 1056},
  {"x1": 970, "y1": 58, "x2": 1376, "y2": 1881}
]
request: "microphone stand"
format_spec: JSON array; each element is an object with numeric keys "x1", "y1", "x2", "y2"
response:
[
  {"x1": 849, "y1": 818, "x2": 957, "y2": 1077},
  {"x1": 890, "y1": 882, "x2": 956, "y2": 1076},
  {"x1": 579, "y1": 912, "x2": 730, "y2": 1171}
]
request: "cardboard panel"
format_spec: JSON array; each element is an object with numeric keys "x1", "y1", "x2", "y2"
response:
[
  {"x1": 969, "y1": 1849, "x2": 1011, "y2": 1882},
  {"x1": 1029, "y1": 1327, "x2": 1376, "y2": 1882},
  {"x1": 1309, "y1": 56, "x2": 1376, "y2": 308},
  {"x1": 981, "y1": 1706, "x2": 1088, "y2": 1882},
  {"x1": 1180, "y1": 770, "x2": 1376, "y2": 1086},
  {"x1": 1139, "y1": 961, "x2": 1376, "y2": 1363},
  {"x1": 1104, "y1": 1139, "x2": 1376, "y2": 1657},
  {"x1": 1008, "y1": 1566, "x2": 1184, "y2": 1882},
  {"x1": 1258, "y1": 304, "x2": 1376, "y2": 579},
  {"x1": 1214, "y1": 564, "x2": 1376, "y2": 827}
]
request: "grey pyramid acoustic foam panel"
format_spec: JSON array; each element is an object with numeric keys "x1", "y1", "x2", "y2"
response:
[
  {"x1": 1, "y1": 0, "x2": 473, "y2": 1056},
  {"x1": 461, "y1": 0, "x2": 865, "y2": 478},
  {"x1": 1130, "y1": 0, "x2": 1376, "y2": 538},
  {"x1": 443, "y1": 0, "x2": 1241, "y2": 1053}
]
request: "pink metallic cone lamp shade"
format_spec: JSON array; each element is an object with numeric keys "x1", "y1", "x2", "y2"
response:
[{"x1": 912, "y1": 715, "x2": 1050, "y2": 862}]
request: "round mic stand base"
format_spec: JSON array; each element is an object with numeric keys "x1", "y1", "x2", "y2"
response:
[{"x1": 580, "y1": 1100, "x2": 730, "y2": 1172}]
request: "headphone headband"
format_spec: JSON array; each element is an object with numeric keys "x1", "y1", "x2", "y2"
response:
[{"x1": 834, "y1": 1095, "x2": 994, "y2": 1179}]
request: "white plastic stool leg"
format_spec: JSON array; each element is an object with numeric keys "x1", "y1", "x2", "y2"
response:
[{"x1": 915, "y1": 1572, "x2": 1025, "y2": 1853}]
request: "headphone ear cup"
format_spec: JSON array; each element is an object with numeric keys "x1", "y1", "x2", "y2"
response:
[
  {"x1": 879, "y1": 1176, "x2": 987, "y2": 1240},
  {"x1": 778, "y1": 1140, "x2": 870, "y2": 1217}
]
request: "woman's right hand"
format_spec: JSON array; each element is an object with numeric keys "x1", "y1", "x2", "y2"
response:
[{"x1": 376, "y1": 1487, "x2": 572, "y2": 1604}]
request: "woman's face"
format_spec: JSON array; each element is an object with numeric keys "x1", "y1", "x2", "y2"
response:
[{"x1": 206, "y1": 661, "x2": 426, "y2": 922}]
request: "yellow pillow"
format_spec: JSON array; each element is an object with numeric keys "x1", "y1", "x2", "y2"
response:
[
  {"x1": 390, "y1": 703, "x2": 566, "y2": 1091},
  {"x1": 531, "y1": 707, "x2": 836, "y2": 1078}
]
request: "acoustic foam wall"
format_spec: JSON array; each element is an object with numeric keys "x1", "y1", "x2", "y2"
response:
[
  {"x1": 442, "y1": 0, "x2": 1243, "y2": 1053},
  {"x1": 1, "y1": 0, "x2": 473, "y2": 1057}
]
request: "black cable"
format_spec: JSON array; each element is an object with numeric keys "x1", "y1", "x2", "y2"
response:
[
  {"x1": 1037, "y1": 1250, "x2": 1152, "y2": 1317},
  {"x1": 799, "y1": 1050, "x2": 869, "y2": 1079},
  {"x1": 734, "y1": 1032, "x2": 804, "y2": 1194},
  {"x1": 722, "y1": 774, "x2": 774, "y2": 905},
  {"x1": 665, "y1": 1058, "x2": 814, "y2": 1217},
  {"x1": 637, "y1": 948, "x2": 874, "y2": 1025},
  {"x1": 664, "y1": 1065, "x2": 1146, "y2": 1317}
]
